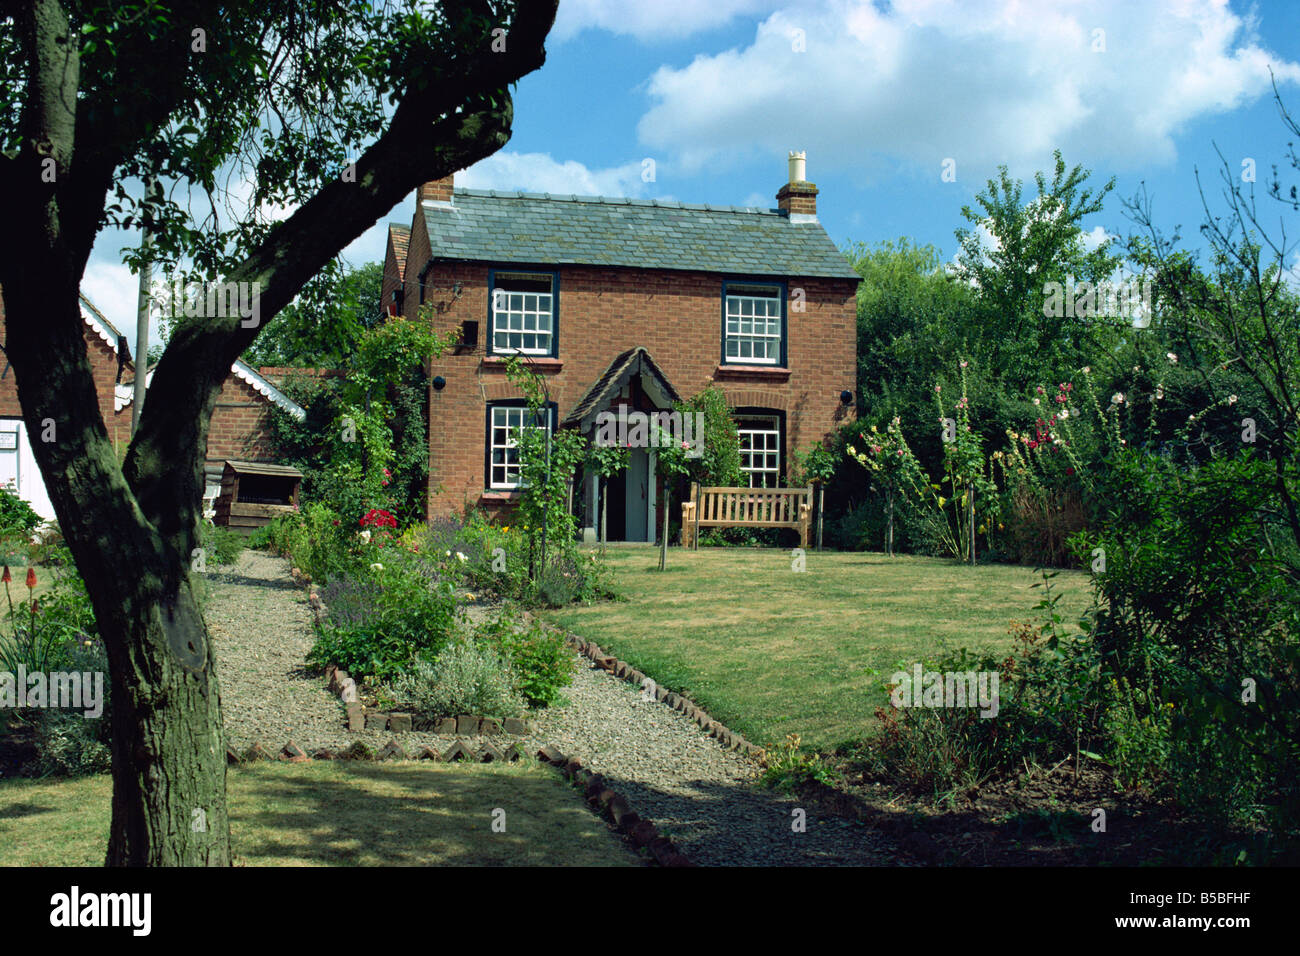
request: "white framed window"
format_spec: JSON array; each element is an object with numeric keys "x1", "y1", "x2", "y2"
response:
[
  {"x1": 737, "y1": 415, "x2": 781, "y2": 487},
  {"x1": 724, "y1": 283, "x2": 782, "y2": 365},
  {"x1": 491, "y1": 271, "x2": 555, "y2": 356},
  {"x1": 488, "y1": 404, "x2": 552, "y2": 489}
]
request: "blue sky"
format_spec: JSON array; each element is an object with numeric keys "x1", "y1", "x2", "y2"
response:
[{"x1": 83, "y1": 0, "x2": 1300, "y2": 337}]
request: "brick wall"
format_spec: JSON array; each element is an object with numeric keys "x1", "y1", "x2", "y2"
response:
[
  {"x1": 414, "y1": 260, "x2": 858, "y2": 519},
  {"x1": 205, "y1": 374, "x2": 279, "y2": 470}
]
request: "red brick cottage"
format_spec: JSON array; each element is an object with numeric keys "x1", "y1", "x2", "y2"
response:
[
  {"x1": 383, "y1": 154, "x2": 860, "y2": 542},
  {"x1": 0, "y1": 288, "x2": 304, "y2": 522}
]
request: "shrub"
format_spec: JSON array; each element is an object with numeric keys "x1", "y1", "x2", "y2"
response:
[
  {"x1": 417, "y1": 511, "x2": 614, "y2": 607},
  {"x1": 28, "y1": 710, "x2": 112, "y2": 776},
  {"x1": 478, "y1": 615, "x2": 574, "y2": 708},
  {"x1": 0, "y1": 487, "x2": 41, "y2": 537},
  {"x1": 26, "y1": 637, "x2": 112, "y2": 777},
  {"x1": 199, "y1": 522, "x2": 245, "y2": 566},
  {"x1": 387, "y1": 639, "x2": 525, "y2": 719},
  {"x1": 860, "y1": 586, "x2": 1105, "y2": 798},
  {"x1": 265, "y1": 503, "x2": 358, "y2": 583},
  {"x1": 760, "y1": 733, "x2": 838, "y2": 791},
  {"x1": 308, "y1": 554, "x2": 459, "y2": 680}
]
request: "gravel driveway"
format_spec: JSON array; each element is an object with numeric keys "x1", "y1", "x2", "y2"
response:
[{"x1": 208, "y1": 549, "x2": 887, "y2": 865}]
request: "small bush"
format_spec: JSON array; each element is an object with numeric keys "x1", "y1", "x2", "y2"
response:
[
  {"x1": 15, "y1": 638, "x2": 112, "y2": 777},
  {"x1": 308, "y1": 555, "x2": 459, "y2": 680},
  {"x1": 0, "y1": 487, "x2": 41, "y2": 537},
  {"x1": 199, "y1": 522, "x2": 244, "y2": 566},
  {"x1": 478, "y1": 615, "x2": 574, "y2": 708},
  {"x1": 387, "y1": 640, "x2": 525, "y2": 719},
  {"x1": 760, "y1": 733, "x2": 838, "y2": 791}
]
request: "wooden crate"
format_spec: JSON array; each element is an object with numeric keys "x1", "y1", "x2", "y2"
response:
[{"x1": 212, "y1": 460, "x2": 303, "y2": 533}]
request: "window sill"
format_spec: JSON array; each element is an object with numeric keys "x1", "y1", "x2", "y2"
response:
[
  {"x1": 480, "y1": 490, "x2": 524, "y2": 502},
  {"x1": 481, "y1": 356, "x2": 563, "y2": 371},
  {"x1": 714, "y1": 364, "x2": 791, "y2": 380}
]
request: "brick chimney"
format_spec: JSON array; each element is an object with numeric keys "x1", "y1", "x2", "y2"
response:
[
  {"x1": 419, "y1": 174, "x2": 454, "y2": 203},
  {"x1": 776, "y1": 150, "x2": 818, "y2": 218}
]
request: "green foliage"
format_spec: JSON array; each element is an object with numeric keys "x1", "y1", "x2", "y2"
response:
[
  {"x1": 263, "y1": 283, "x2": 451, "y2": 526},
  {"x1": 242, "y1": 261, "x2": 385, "y2": 369},
  {"x1": 308, "y1": 554, "x2": 459, "y2": 681},
  {"x1": 479, "y1": 615, "x2": 574, "y2": 708},
  {"x1": 0, "y1": 487, "x2": 41, "y2": 536},
  {"x1": 199, "y1": 522, "x2": 244, "y2": 566},
  {"x1": 953, "y1": 150, "x2": 1124, "y2": 379},
  {"x1": 0, "y1": 566, "x2": 109, "y2": 778},
  {"x1": 0, "y1": 565, "x2": 97, "y2": 677},
  {"x1": 1083, "y1": 446, "x2": 1300, "y2": 833},
  {"x1": 665, "y1": 386, "x2": 743, "y2": 488},
  {"x1": 387, "y1": 639, "x2": 526, "y2": 719},
  {"x1": 264, "y1": 503, "x2": 357, "y2": 583},
  {"x1": 760, "y1": 733, "x2": 839, "y2": 791}
]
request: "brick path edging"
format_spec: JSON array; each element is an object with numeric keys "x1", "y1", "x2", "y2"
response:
[
  {"x1": 226, "y1": 738, "x2": 528, "y2": 764},
  {"x1": 536, "y1": 744, "x2": 693, "y2": 867},
  {"x1": 522, "y1": 613, "x2": 767, "y2": 761}
]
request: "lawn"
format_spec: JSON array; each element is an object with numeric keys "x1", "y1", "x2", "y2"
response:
[
  {"x1": 0, "y1": 760, "x2": 640, "y2": 867},
  {"x1": 545, "y1": 547, "x2": 1093, "y2": 751}
]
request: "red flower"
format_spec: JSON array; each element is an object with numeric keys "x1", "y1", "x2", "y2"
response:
[
  {"x1": 1028, "y1": 440, "x2": 1039, "y2": 450},
  {"x1": 25, "y1": 567, "x2": 36, "y2": 589},
  {"x1": 1, "y1": 566, "x2": 9, "y2": 584},
  {"x1": 1066, "y1": 466, "x2": 1075, "y2": 475}
]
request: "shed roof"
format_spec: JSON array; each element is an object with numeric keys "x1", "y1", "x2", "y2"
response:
[{"x1": 222, "y1": 460, "x2": 303, "y2": 478}]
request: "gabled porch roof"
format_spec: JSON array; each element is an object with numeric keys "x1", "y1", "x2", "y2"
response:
[{"x1": 561, "y1": 347, "x2": 682, "y2": 432}]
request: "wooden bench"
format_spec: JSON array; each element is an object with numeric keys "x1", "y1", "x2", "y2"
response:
[{"x1": 679, "y1": 484, "x2": 812, "y2": 548}]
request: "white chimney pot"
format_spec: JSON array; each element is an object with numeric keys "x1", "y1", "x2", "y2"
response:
[{"x1": 788, "y1": 150, "x2": 807, "y2": 184}]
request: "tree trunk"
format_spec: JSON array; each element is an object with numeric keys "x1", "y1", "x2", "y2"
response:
[
  {"x1": 659, "y1": 481, "x2": 670, "y2": 571},
  {"x1": 816, "y1": 484, "x2": 824, "y2": 551},
  {"x1": 886, "y1": 489, "x2": 895, "y2": 557},
  {"x1": 103, "y1": 585, "x2": 230, "y2": 866},
  {"x1": 969, "y1": 481, "x2": 976, "y2": 565},
  {"x1": 3, "y1": 285, "x2": 231, "y2": 865}
]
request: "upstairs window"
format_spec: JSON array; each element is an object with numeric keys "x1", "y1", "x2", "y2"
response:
[
  {"x1": 487, "y1": 402, "x2": 553, "y2": 489},
  {"x1": 490, "y1": 270, "x2": 557, "y2": 356},
  {"x1": 723, "y1": 281, "x2": 784, "y2": 365},
  {"x1": 737, "y1": 414, "x2": 782, "y2": 487}
]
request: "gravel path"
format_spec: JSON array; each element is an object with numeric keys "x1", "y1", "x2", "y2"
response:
[{"x1": 208, "y1": 549, "x2": 887, "y2": 865}]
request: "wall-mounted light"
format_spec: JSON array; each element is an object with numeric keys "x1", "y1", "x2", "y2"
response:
[
  {"x1": 840, "y1": 390, "x2": 854, "y2": 406},
  {"x1": 433, "y1": 375, "x2": 446, "y2": 391}
]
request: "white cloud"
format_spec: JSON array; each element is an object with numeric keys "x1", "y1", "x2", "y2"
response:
[
  {"x1": 636, "y1": 0, "x2": 1300, "y2": 178},
  {"x1": 551, "y1": 0, "x2": 782, "y2": 42},
  {"x1": 456, "y1": 151, "x2": 653, "y2": 197}
]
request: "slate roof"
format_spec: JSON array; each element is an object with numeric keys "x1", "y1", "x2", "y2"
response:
[
  {"x1": 562, "y1": 347, "x2": 682, "y2": 430},
  {"x1": 421, "y1": 190, "x2": 860, "y2": 280}
]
